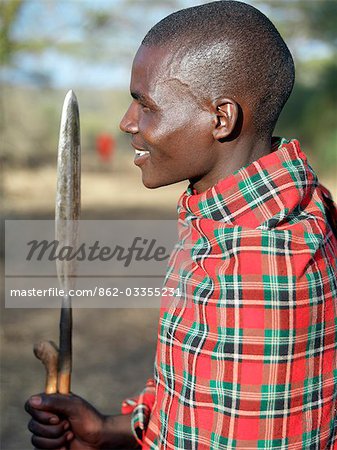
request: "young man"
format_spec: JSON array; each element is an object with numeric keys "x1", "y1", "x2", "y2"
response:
[{"x1": 26, "y1": 1, "x2": 337, "y2": 449}]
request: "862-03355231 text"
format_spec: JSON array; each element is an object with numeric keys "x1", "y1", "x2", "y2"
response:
[{"x1": 9, "y1": 286, "x2": 181, "y2": 298}]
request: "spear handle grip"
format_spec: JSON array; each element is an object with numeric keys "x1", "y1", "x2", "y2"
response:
[{"x1": 58, "y1": 296, "x2": 72, "y2": 394}]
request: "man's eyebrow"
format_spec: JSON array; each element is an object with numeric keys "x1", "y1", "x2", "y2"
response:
[{"x1": 131, "y1": 91, "x2": 156, "y2": 107}]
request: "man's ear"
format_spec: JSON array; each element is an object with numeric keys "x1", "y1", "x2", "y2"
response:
[{"x1": 212, "y1": 98, "x2": 238, "y2": 141}]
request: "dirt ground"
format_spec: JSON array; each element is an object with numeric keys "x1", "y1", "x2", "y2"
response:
[{"x1": 1, "y1": 162, "x2": 336, "y2": 449}]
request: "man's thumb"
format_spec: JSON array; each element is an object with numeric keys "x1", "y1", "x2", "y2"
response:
[{"x1": 29, "y1": 393, "x2": 80, "y2": 416}]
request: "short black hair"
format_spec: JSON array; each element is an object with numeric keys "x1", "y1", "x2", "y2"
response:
[{"x1": 142, "y1": 0, "x2": 295, "y2": 137}]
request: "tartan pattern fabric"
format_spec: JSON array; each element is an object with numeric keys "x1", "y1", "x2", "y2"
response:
[
  {"x1": 121, "y1": 379, "x2": 156, "y2": 446},
  {"x1": 125, "y1": 138, "x2": 337, "y2": 449}
]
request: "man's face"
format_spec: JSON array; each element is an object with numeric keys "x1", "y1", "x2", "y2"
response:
[{"x1": 120, "y1": 45, "x2": 219, "y2": 189}]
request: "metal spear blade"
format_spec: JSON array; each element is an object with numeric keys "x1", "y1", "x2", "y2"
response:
[
  {"x1": 55, "y1": 90, "x2": 81, "y2": 394},
  {"x1": 56, "y1": 90, "x2": 81, "y2": 291}
]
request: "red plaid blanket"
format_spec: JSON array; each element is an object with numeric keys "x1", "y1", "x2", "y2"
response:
[{"x1": 123, "y1": 138, "x2": 337, "y2": 449}]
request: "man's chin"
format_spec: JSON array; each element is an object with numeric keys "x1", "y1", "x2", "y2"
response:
[
  {"x1": 142, "y1": 179, "x2": 167, "y2": 189},
  {"x1": 142, "y1": 176, "x2": 178, "y2": 189}
]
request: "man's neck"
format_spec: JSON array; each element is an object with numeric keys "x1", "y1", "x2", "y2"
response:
[{"x1": 191, "y1": 135, "x2": 272, "y2": 194}]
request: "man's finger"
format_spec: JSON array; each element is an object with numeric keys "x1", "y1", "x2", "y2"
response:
[
  {"x1": 28, "y1": 418, "x2": 68, "y2": 438},
  {"x1": 31, "y1": 431, "x2": 73, "y2": 449},
  {"x1": 25, "y1": 400, "x2": 61, "y2": 425},
  {"x1": 28, "y1": 393, "x2": 81, "y2": 418}
]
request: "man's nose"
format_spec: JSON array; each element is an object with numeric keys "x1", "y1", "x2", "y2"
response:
[{"x1": 119, "y1": 102, "x2": 138, "y2": 134}]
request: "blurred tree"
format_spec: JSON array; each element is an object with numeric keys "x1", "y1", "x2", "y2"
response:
[
  {"x1": 270, "y1": 1, "x2": 337, "y2": 173},
  {"x1": 254, "y1": 0, "x2": 337, "y2": 48},
  {"x1": 286, "y1": 1, "x2": 336, "y2": 46},
  {"x1": 1, "y1": 0, "x2": 336, "y2": 175},
  {"x1": 1, "y1": 1, "x2": 336, "y2": 78},
  {"x1": 0, "y1": 0, "x2": 24, "y2": 64}
]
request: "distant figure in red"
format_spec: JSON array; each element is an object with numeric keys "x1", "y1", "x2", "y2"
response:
[{"x1": 96, "y1": 133, "x2": 115, "y2": 162}]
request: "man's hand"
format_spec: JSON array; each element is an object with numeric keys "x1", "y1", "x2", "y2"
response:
[{"x1": 25, "y1": 393, "x2": 139, "y2": 450}]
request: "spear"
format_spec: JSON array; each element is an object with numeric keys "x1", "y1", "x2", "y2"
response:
[
  {"x1": 55, "y1": 90, "x2": 81, "y2": 394},
  {"x1": 34, "y1": 90, "x2": 81, "y2": 395}
]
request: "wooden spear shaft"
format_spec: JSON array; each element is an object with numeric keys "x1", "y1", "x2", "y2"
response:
[
  {"x1": 58, "y1": 296, "x2": 73, "y2": 394},
  {"x1": 34, "y1": 340, "x2": 59, "y2": 394}
]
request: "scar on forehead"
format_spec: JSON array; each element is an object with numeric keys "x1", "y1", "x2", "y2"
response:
[{"x1": 159, "y1": 77, "x2": 207, "y2": 110}]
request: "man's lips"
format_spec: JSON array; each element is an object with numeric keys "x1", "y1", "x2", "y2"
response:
[
  {"x1": 131, "y1": 142, "x2": 150, "y2": 166},
  {"x1": 131, "y1": 142, "x2": 150, "y2": 158}
]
